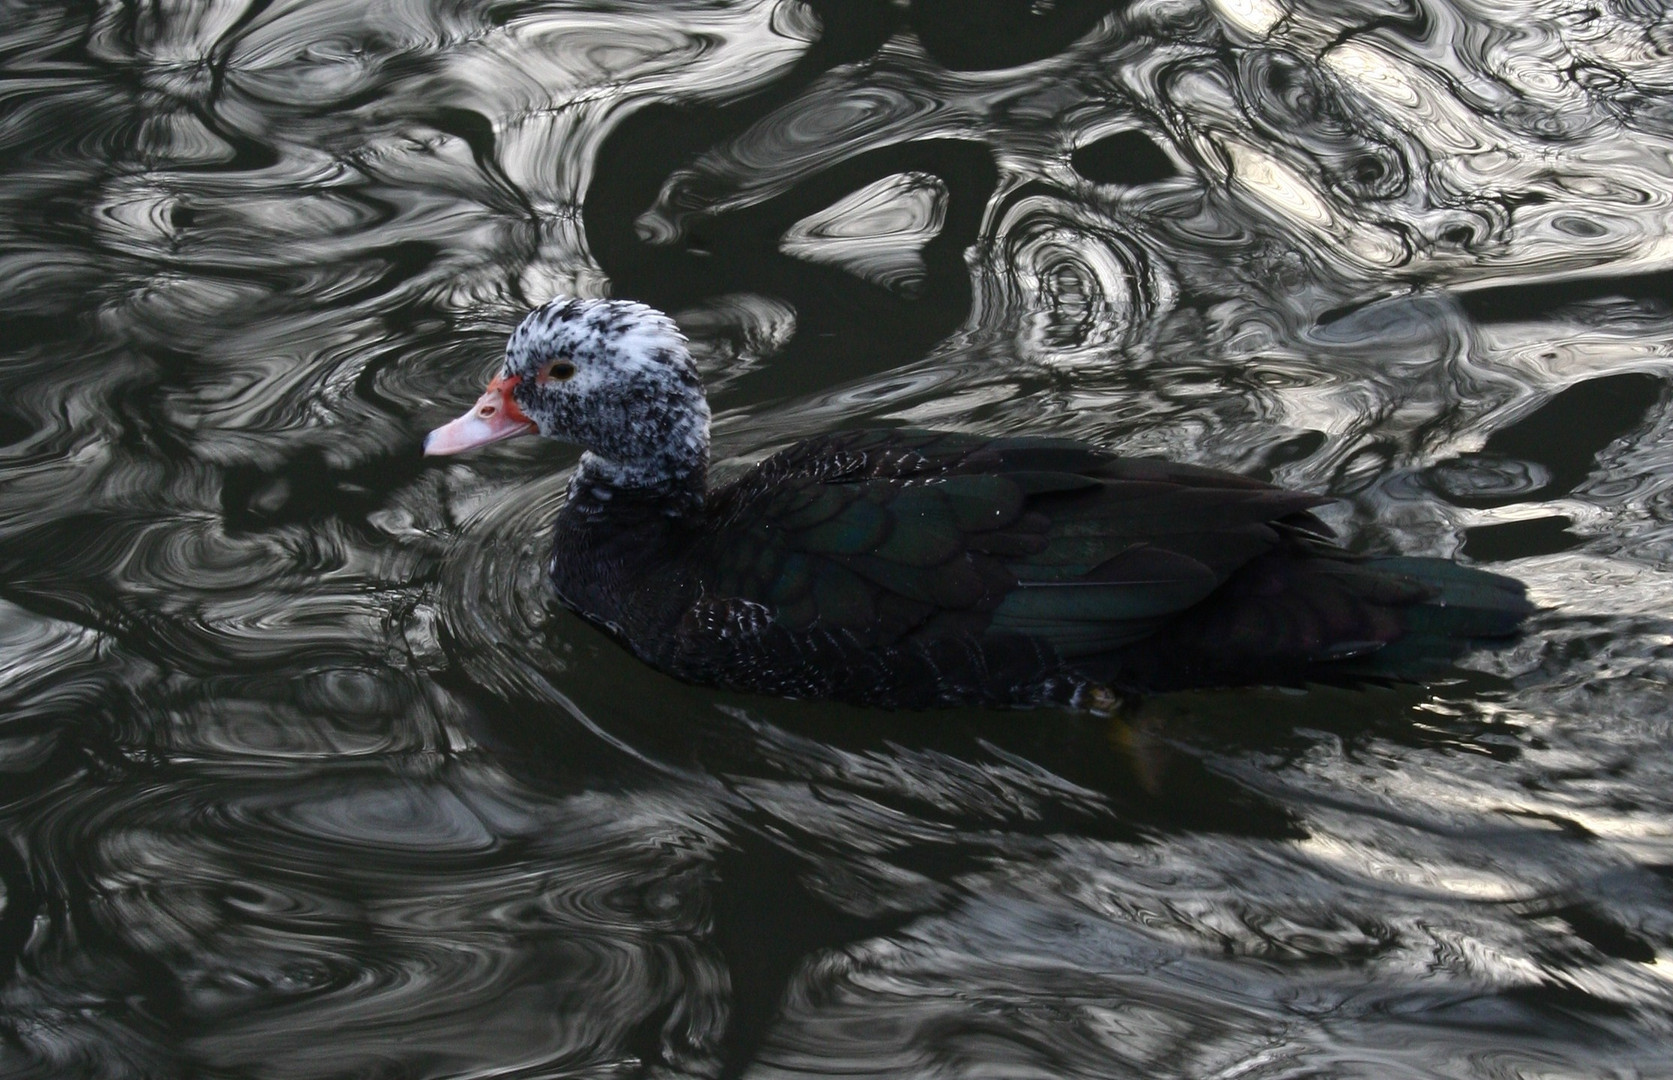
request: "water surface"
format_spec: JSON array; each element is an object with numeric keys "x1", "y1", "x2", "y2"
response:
[{"x1": 3, "y1": 1, "x2": 1673, "y2": 1076}]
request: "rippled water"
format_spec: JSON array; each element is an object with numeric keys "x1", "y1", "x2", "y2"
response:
[{"x1": 3, "y1": 1, "x2": 1673, "y2": 1076}]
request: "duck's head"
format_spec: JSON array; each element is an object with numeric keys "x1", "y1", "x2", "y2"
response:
[{"x1": 425, "y1": 297, "x2": 710, "y2": 488}]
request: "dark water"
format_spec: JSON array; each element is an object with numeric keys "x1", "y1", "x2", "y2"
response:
[{"x1": 4, "y1": 1, "x2": 1673, "y2": 1076}]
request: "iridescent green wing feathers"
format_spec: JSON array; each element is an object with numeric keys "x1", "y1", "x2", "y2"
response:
[{"x1": 690, "y1": 429, "x2": 1331, "y2": 657}]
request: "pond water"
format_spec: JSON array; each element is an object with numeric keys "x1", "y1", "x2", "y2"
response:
[{"x1": 3, "y1": 1, "x2": 1673, "y2": 1076}]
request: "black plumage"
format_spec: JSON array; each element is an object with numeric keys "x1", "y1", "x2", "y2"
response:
[
  {"x1": 547, "y1": 428, "x2": 1529, "y2": 708},
  {"x1": 426, "y1": 298, "x2": 1532, "y2": 710}
]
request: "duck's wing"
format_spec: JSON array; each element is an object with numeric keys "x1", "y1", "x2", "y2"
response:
[{"x1": 688, "y1": 429, "x2": 1331, "y2": 657}]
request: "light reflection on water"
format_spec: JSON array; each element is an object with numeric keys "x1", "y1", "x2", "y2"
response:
[{"x1": 2, "y1": 0, "x2": 1673, "y2": 1076}]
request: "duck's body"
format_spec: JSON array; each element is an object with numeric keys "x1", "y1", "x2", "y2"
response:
[{"x1": 427, "y1": 298, "x2": 1531, "y2": 708}]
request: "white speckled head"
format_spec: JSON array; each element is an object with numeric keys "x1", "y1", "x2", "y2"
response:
[{"x1": 501, "y1": 297, "x2": 711, "y2": 489}]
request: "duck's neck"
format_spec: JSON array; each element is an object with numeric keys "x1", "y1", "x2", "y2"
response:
[
  {"x1": 567, "y1": 447, "x2": 708, "y2": 515},
  {"x1": 563, "y1": 378, "x2": 711, "y2": 513},
  {"x1": 552, "y1": 452, "x2": 705, "y2": 628}
]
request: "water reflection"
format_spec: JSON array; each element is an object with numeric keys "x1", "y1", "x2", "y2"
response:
[{"x1": 3, "y1": 0, "x2": 1673, "y2": 1077}]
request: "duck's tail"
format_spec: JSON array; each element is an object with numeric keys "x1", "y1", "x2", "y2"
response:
[
  {"x1": 1353, "y1": 555, "x2": 1534, "y2": 676},
  {"x1": 1109, "y1": 550, "x2": 1534, "y2": 692}
]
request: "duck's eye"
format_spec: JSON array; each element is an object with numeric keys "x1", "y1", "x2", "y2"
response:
[{"x1": 540, "y1": 361, "x2": 576, "y2": 383}]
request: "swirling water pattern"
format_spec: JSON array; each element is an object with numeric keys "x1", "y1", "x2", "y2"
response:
[{"x1": 2, "y1": 1, "x2": 1673, "y2": 1077}]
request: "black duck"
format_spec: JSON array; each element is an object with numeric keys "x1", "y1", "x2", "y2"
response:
[{"x1": 425, "y1": 297, "x2": 1531, "y2": 709}]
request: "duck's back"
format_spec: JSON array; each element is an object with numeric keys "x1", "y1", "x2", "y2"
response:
[{"x1": 552, "y1": 429, "x2": 1529, "y2": 707}]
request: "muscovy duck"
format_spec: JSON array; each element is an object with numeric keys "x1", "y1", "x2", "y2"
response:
[{"x1": 425, "y1": 297, "x2": 1531, "y2": 709}]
